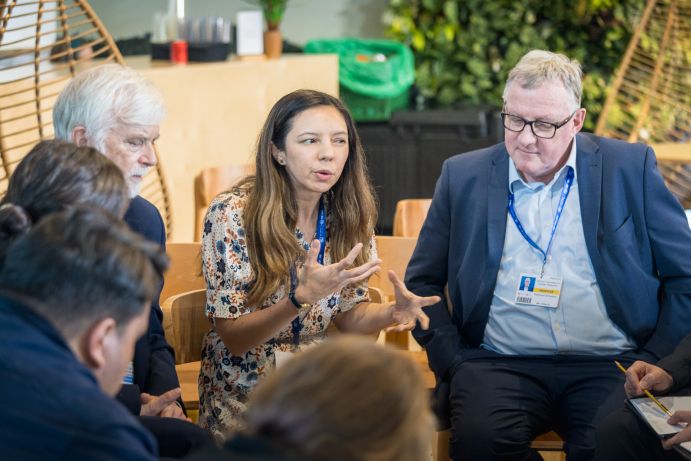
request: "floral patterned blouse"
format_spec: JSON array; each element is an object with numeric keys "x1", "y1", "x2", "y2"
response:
[{"x1": 198, "y1": 189, "x2": 375, "y2": 441}]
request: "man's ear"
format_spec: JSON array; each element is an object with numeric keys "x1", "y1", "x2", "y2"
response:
[
  {"x1": 572, "y1": 108, "x2": 587, "y2": 134},
  {"x1": 71, "y1": 125, "x2": 89, "y2": 147},
  {"x1": 79, "y1": 317, "x2": 117, "y2": 372}
]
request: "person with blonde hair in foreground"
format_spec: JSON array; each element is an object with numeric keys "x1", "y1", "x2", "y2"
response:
[{"x1": 188, "y1": 336, "x2": 435, "y2": 461}]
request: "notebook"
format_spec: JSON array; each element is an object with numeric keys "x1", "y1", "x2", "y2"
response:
[{"x1": 627, "y1": 396, "x2": 691, "y2": 459}]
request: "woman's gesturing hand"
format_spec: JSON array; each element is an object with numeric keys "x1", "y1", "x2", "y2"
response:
[
  {"x1": 387, "y1": 270, "x2": 441, "y2": 332},
  {"x1": 294, "y1": 240, "x2": 381, "y2": 305}
]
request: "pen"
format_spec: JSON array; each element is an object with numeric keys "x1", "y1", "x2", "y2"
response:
[{"x1": 614, "y1": 360, "x2": 672, "y2": 417}]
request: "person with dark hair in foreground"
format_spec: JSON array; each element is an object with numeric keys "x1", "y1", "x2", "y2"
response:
[
  {"x1": 0, "y1": 207, "x2": 167, "y2": 460},
  {"x1": 0, "y1": 139, "x2": 129, "y2": 262},
  {"x1": 595, "y1": 334, "x2": 691, "y2": 461},
  {"x1": 188, "y1": 336, "x2": 435, "y2": 461}
]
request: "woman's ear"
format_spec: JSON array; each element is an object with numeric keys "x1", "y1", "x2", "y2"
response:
[{"x1": 271, "y1": 142, "x2": 286, "y2": 165}]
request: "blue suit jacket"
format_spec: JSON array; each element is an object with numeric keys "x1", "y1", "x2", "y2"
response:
[
  {"x1": 117, "y1": 196, "x2": 179, "y2": 411},
  {"x1": 658, "y1": 333, "x2": 691, "y2": 394},
  {"x1": 406, "y1": 133, "x2": 691, "y2": 381}
]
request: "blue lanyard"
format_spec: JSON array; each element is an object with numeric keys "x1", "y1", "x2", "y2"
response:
[
  {"x1": 507, "y1": 167, "x2": 574, "y2": 277},
  {"x1": 290, "y1": 197, "x2": 326, "y2": 347}
]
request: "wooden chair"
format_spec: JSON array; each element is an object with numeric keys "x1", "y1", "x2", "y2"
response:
[
  {"x1": 0, "y1": 0, "x2": 173, "y2": 235},
  {"x1": 170, "y1": 286, "x2": 385, "y2": 412},
  {"x1": 433, "y1": 430, "x2": 564, "y2": 461},
  {"x1": 370, "y1": 236, "x2": 418, "y2": 300},
  {"x1": 160, "y1": 242, "x2": 204, "y2": 302},
  {"x1": 194, "y1": 164, "x2": 254, "y2": 239},
  {"x1": 162, "y1": 288, "x2": 208, "y2": 415},
  {"x1": 370, "y1": 235, "x2": 418, "y2": 349},
  {"x1": 367, "y1": 286, "x2": 384, "y2": 304},
  {"x1": 161, "y1": 288, "x2": 207, "y2": 366},
  {"x1": 392, "y1": 199, "x2": 432, "y2": 237}
]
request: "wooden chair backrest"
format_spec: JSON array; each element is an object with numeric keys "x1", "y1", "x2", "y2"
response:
[
  {"x1": 370, "y1": 236, "x2": 418, "y2": 301},
  {"x1": 161, "y1": 288, "x2": 208, "y2": 365},
  {"x1": 368, "y1": 286, "x2": 384, "y2": 304},
  {"x1": 0, "y1": 0, "x2": 173, "y2": 235},
  {"x1": 194, "y1": 164, "x2": 254, "y2": 239},
  {"x1": 161, "y1": 242, "x2": 205, "y2": 303},
  {"x1": 393, "y1": 199, "x2": 432, "y2": 237}
]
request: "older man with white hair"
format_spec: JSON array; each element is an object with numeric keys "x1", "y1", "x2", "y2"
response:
[{"x1": 53, "y1": 64, "x2": 212, "y2": 458}]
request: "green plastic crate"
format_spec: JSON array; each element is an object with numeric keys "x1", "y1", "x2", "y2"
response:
[
  {"x1": 340, "y1": 85, "x2": 409, "y2": 122},
  {"x1": 304, "y1": 38, "x2": 415, "y2": 122}
]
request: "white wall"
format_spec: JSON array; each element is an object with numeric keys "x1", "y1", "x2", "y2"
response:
[{"x1": 88, "y1": 0, "x2": 389, "y2": 45}]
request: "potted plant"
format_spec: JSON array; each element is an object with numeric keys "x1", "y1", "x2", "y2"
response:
[{"x1": 255, "y1": 0, "x2": 288, "y2": 59}]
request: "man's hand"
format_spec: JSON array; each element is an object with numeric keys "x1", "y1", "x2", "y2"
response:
[
  {"x1": 140, "y1": 388, "x2": 190, "y2": 421},
  {"x1": 662, "y1": 411, "x2": 691, "y2": 449},
  {"x1": 623, "y1": 360, "x2": 674, "y2": 398}
]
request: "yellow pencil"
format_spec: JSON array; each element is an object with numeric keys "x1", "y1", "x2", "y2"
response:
[{"x1": 614, "y1": 360, "x2": 672, "y2": 417}]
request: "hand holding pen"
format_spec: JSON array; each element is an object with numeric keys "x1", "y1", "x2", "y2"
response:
[
  {"x1": 615, "y1": 360, "x2": 673, "y2": 416},
  {"x1": 615, "y1": 360, "x2": 674, "y2": 399}
]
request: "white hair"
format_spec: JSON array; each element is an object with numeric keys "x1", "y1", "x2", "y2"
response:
[
  {"x1": 53, "y1": 64, "x2": 165, "y2": 150},
  {"x1": 503, "y1": 50, "x2": 583, "y2": 111}
]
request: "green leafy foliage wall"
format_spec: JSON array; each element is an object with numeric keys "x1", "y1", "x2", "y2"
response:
[{"x1": 384, "y1": 0, "x2": 645, "y2": 131}]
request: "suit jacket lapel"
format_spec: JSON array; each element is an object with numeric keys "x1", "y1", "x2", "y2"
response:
[
  {"x1": 487, "y1": 147, "x2": 509, "y2": 276},
  {"x1": 576, "y1": 133, "x2": 603, "y2": 266}
]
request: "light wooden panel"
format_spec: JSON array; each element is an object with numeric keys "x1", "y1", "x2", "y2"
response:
[{"x1": 127, "y1": 54, "x2": 339, "y2": 242}]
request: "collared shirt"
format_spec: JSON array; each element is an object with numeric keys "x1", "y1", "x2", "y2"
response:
[{"x1": 482, "y1": 139, "x2": 636, "y2": 355}]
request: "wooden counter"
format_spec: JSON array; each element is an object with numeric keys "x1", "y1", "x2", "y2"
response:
[{"x1": 127, "y1": 54, "x2": 339, "y2": 242}]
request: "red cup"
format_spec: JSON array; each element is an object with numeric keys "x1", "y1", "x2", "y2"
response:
[{"x1": 171, "y1": 40, "x2": 188, "y2": 64}]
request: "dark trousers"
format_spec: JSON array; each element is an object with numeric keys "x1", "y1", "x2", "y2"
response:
[
  {"x1": 595, "y1": 406, "x2": 685, "y2": 461},
  {"x1": 447, "y1": 355, "x2": 637, "y2": 461},
  {"x1": 139, "y1": 416, "x2": 215, "y2": 459}
]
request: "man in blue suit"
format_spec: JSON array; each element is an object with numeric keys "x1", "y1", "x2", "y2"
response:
[{"x1": 405, "y1": 50, "x2": 691, "y2": 461}]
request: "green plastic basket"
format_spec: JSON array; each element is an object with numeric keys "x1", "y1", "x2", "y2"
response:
[
  {"x1": 304, "y1": 38, "x2": 415, "y2": 121},
  {"x1": 340, "y1": 85, "x2": 410, "y2": 122}
]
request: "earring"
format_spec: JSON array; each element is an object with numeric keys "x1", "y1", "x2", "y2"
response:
[{"x1": 277, "y1": 157, "x2": 286, "y2": 165}]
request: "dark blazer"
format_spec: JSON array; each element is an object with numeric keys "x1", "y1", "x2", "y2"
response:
[
  {"x1": 659, "y1": 333, "x2": 691, "y2": 394},
  {"x1": 406, "y1": 133, "x2": 691, "y2": 381},
  {"x1": 0, "y1": 295, "x2": 157, "y2": 460},
  {"x1": 117, "y1": 196, "x2": 179, "y2": 411}
]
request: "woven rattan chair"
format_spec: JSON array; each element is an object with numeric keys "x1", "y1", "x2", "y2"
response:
[
  {"x1": 595, "y1": 0, "x2": 691, "y2": 207},
  {"x1": 0, "y1": 0, "x2": 172, "y2": 235}
]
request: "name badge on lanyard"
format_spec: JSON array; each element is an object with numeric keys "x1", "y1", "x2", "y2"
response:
[
  {"x1": 509, "y1": 167, "x2": 573, "y2": 309},
  {"x1": 515, "y1": 273, "x2": 563, "y2": 308},
  {"x1": 290, "y1": 196, "x2": 327, "y2": 349}
]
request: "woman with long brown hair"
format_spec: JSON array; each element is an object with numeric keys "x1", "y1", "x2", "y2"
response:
[{"x1": 199, "y1": 89, "x2": 439, "y2": 440}]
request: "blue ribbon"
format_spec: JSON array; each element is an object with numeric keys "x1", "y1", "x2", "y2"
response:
[
  {"x1": 290, "y1": 197, "x2": 327, "y2": 347},
  {"x1": 507, "y1": 167, "x2": 574, "y2": 276}
]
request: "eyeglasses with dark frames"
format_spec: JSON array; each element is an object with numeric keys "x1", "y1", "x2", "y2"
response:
[{"x1": 500, "y1": 109, "x2": 579, "y2": 139}]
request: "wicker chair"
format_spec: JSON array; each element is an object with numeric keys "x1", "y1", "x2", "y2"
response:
[{"x1": 0, "y1": 0, "x2": 172, "y2": 235}]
